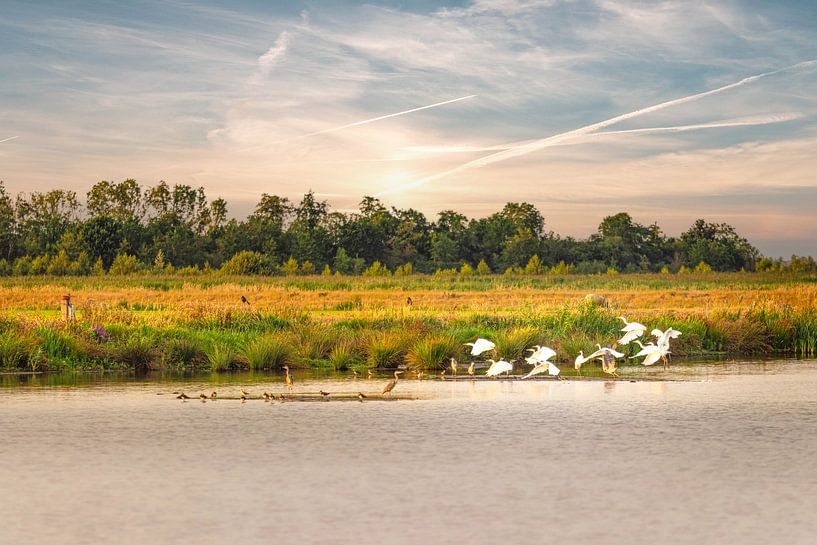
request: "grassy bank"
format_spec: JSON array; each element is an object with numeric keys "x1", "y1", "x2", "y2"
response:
[{"x1": 1, "y1": 272, "x2": 816, "y2": 372}]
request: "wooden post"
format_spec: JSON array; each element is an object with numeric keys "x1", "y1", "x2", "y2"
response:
[{"x1": 61, "y1": 294, "x2": 71, "y2": 321}]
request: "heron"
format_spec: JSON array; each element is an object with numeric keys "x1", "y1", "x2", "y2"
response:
[
  {"x1": 464, "y1": 338, "x2": 496, "y2": 356},
  {"x1": 199, "y1": 393, "x2": 207, "y2": 402},
  {"x1": 241, "y1": 295, "x2": 251, "y2": 305},
  {"x1": 283, "y1": 366, "x2": 294, "y2": 392},
  {"x1": 176, "y1": 393, "x2": 190, "y2": 400},
  {"x1": 382, "y1": 371, "x2": 404, "y2": 395},
  {"x1": 467, "y1": 361, "x2": 475, "y2": 378},
  {"x1": 210, "y1": 391, "x2": 217, "y2": 400},
  {"x1": 450, "y1": 358, "x2": 458, "y2": 378},
  {"x1": 485, "y1": 359, "x2": 513, "y2": 378}
]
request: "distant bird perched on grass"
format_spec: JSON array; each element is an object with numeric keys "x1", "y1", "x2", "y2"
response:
[
  {"x1": 382, "y1": 371, "x2": 404, "y2": 395},
  {"x1": 406, "y1": 296, "x2": 413, "y2": 306},
  {"x1": 241, "y1": 295, "x2": 251, "y2": 305}
]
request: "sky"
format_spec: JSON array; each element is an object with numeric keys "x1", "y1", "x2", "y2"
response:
[{"x1": 1, "y1": 0, "x2": 816, "y2": 257}]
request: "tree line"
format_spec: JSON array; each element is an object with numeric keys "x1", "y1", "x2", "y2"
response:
[{"x1": 0, "y1": 178, "x2": 806, "y2": 276}]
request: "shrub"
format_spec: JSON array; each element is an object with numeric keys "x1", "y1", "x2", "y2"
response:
[
  {"x1": 366, "y1": 332, "x2": 406, "y2": 369},
  {"x1": 0, "y1": 333, "x2": 38, "y2": 370},
  {"x1": 405, "y1": 335, "x2": 459, "y2": 370},
  {"x1": 207, "y1": 344, "x2": 240, "y2": 372},
  {"x1": 363, "y1": 261, "x2": 391, "y2": 277},
  {"x1": 524, "y1": 255, "x2": 543, "y2": 275},
  {"x1": 110, "y1": 337, "x2": 158, "y2": 372},
  {"x1": 495, "y1": 326, "x2": 539, "y2": 360},
  {"x1": 220, "y1": 251, "x2": 270, "y2": 275},
  {"x1": 459, "y1": 263, "x2": 474, "y2": 276},
  {"x1": 109, "y1": 254, "x2": 142, "y2": 275},
  {"x1": 281, "y1": 257, "x2": 299, "y2": 276},
  {"x1": 243, "y1": 334, "x2": 293, "y2": 370},
  {"x1": 328, "y1": 340, "x2": 360, "y2": 370},
  {"x1": 476, "y1": 259, "x2": 491, "y2": 275},
  {"x1": 694, "y1": 261, "x2": 713, "y2": 273},
  {"x1": 163, "y1": 336, "x2": 208, "y2": 368}
]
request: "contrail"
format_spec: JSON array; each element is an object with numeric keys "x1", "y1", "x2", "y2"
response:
[
  {"x1": 376, "y1": 60, "x2": 816, "y2": 196},
  {"x1": 301, "y1": 94, "x2": 477, "y2": 138},
  {"x1": 243, "y1": 94, "x2": 477, "y2": 153},
  {"x1": 398, "y1": 113, "x2": 802, "y2": 156},
  {"x1": 0, "y1": 136, "x2": 19, "y2": 144}
]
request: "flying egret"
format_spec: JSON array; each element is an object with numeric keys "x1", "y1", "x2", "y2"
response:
[
  {"x1": 521, "y1": 360, "x2": 564, "y2": 380},
  {"x1": 465, "y1": 338, "x2": 496, "y2": 356},
  {"x1": 526, "y1": 345, "x2": 557, "y2": 363},
  {"x1": 582, "y1": 345, "x2": 625, "y2": 377},
  {"x1": 485, "y1": 359, "x2": 513, "y2": 377},
  {"x1": 619, "y1": 316, "x2": 647, "y2": 333},
  {"x1": 382, "y1": 371, "x2": 404, "y2": 395},
  {"x1": 450, "y1": 358, "x2": 458, "y2": 377}
]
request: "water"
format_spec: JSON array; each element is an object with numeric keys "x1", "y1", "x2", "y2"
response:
[{"x1": 2, "y1": 361, "x2": 817, "y2": 545}]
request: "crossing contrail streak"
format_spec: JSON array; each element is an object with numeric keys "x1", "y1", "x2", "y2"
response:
[
  {"x1": 0, "y1": 136, "x2": 19, "y2": 144},
  {"x1": 301, "y1": 94, "x2": 477, "y2": 138},
  {"x1": 376, "y1": 60, "x2": 817, "y2": 196},
  {"x1": 243, "y1": 94, "x2": 477, "y2": 152},
  {"x1": 399, "y1": 113, "x2": 801, "y2": 156}
]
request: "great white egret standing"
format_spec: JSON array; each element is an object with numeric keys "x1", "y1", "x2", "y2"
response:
[
  {"x1": 283, "y1": 366, "x2": 294, "y2": 392},
  {"x1": 574, "y1": 351, "x2": 590, "y2": 376},
  {"x1": 382, "y1": 371, "x2": 404, "y2": 395},
  {"x1": 450, "y1": 358, "x2": 458, "y2": 378},
  {"x1": 465, "y1": 338, "x2": 496, "y2": 356},
  {"x1": 467, "y1": 361, "x2": 475, "y2": 378},
  {"x1": 485, "y1": 359, "x2": 513, "y2": 377}
]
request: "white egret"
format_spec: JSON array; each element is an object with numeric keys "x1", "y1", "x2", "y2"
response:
[
  {"x1": 582, "y1": 345, "x2": 625, "y2": 377},
  {"x1": 283, "y1": 366, "x2": 294, "y2": 392},
  {"x1": 450, "y1": 357, "x2": 458, "y2": 377},
  {"x1": 521, "y1": 360, "x2": 564, "y2": 380},
  {"x1": 526, "y1": 345, "x2": 557, "y2": 363},
  {"x1": 467, "y1": 361, "x2": 475, "y2": 377},
  {"x1": 617, "y1": 329, "x2": 644, "y2": 345},
  {"x1": 574, "y1": 351, "x2": 590, "y2": 375},
  {"x1": 465, "y1": 338, "x2": 496, "y2": 356},
  {"x1": 485, "y1": 359, "x2": 513, "y2": 377},
  {"x1": 619, "y1": 316, "x2": 647, "y2": 333}
]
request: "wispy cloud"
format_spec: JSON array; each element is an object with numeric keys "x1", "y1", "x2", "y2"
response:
[{"x1": 0, "y1": 136, "x2": 19, "y2": 144}]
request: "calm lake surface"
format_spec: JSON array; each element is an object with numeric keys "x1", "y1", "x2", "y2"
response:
[{"x1": 2, "y1": 360, "x2": 817, "y2": 545}]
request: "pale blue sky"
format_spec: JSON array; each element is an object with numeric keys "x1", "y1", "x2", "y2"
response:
[{"x1": 1, "y1": 0, "x2": 816, "y2": 256}]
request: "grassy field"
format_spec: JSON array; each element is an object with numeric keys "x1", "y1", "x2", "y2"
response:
[{"x1": 1, "y1": 272, "x2": 815, "y2": 373}]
